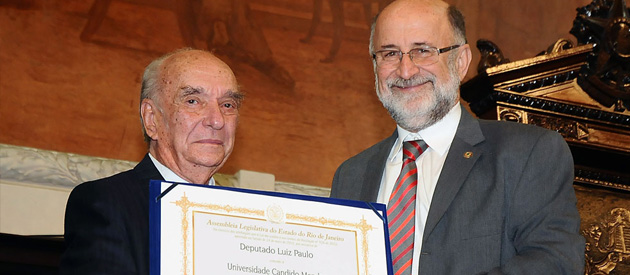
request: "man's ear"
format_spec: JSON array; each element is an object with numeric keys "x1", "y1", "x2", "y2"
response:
[
  {"x1": 141, "y1": 99, "x2": 159, "y2": 141},
  {"x1": 456, "y1": 44, "x2": 473, "y2": 81}
]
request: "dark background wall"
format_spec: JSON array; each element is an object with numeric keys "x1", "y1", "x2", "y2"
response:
[{"x1": 0, "y1": 0, "x2": 592, "y2": 187}]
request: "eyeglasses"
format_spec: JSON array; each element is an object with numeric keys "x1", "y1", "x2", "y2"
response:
[{"x1": 372, "y1": 44, "x2": 462, "y2": 67}]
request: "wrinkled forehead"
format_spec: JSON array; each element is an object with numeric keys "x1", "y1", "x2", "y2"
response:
[
  {"x1": 383, "y1": 0, "x2": 449, "y2": 16},
  {"x1": 160, "y1": 51, "x2": 238, "y2": 88},
  {"x1": 375, "y1": 0, "x2": 452, "y2": 46}
]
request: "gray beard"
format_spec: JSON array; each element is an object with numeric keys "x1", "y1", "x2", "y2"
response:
[{"x1": 376, "y1": 67, "x2": 460, "y2": 132}]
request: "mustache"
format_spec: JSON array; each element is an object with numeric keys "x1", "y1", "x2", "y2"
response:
[{"x1": 387, "y1": 74, "x2": 436, "y2": 89}]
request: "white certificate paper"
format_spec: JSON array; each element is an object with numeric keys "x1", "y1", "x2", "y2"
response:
[{"x1": 149, "y1": 180, "x2": 392, "y2": 275}]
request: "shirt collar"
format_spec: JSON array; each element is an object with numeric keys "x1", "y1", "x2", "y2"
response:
[
  {"x1": 148, "y1": 153, "x2": 215, "y2": 185},
  {"x1": 390, "y1": 103, "x2": 461, "y2": 161}
]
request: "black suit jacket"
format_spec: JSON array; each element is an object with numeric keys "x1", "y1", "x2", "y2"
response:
[
  {"x1": 60, "y1": 154, "x2": 162, "y2": 275},
  {"x1": 331, "y1": 108, "x2": 585, "y2": 274}
]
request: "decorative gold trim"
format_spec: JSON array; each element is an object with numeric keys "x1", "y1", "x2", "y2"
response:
[
  {"x1": 575, "y1": 177, "x2": 630, "y2": 192},
  {"x1": 498, "y1": 107, "x2": 526, "y2": 123},
  {"x1": 495, "y1": 66, "x2": 583, "y2": 94},
  {"x1": 485, "y1": 44, "x2": 593, "y2": 75},
  {"x1": 496, "y1": 105, "x2": 630, "y2": 153},
  {"x1": 172, "y1": 193, "x2": 377, "y2": 275},
  {"x1": 173, "y1": 193, "x2": 266, "y2": 275},
  {"x1": 583, "y1": 208, "x2": 630, "y2": 274},
  {"x1": 287, "y1": 213, "x2": 374, "y2": 275}
]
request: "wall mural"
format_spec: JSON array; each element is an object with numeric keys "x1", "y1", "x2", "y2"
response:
[
  {"x1": 0, "y1": 0, "x2": 392, "y2": 187},
  {"x1": 0, "y1": 0, "x2": 590, "y2": 187}
]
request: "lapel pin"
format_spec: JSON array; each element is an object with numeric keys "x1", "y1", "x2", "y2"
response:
[{"x1": 464, "y1": 152, "x2": 473, "y2": 159}]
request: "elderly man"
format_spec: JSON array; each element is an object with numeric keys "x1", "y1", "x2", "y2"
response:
[
  {"x1": 60, "y1": 48, "x2": 243, "y2": 274},
  {"x1": 331, "y1": 0, "x2": 584, "y2": 274}
]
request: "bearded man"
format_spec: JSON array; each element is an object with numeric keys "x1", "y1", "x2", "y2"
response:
[{"x1": 330, "y1": 0, "x2": 585, "y2": 274}]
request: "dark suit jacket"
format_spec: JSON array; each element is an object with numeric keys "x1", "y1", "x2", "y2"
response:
[
  {"x1": 60, "y1": 154, "x2": 162, "y2": 275},
  {"x1": 331, "y1": 107, "x2": 585, "y2": 274}
]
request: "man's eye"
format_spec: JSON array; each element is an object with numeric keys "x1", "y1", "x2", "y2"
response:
[
  {"x1": 383, "y1": 51, "x2": 399, "y2": 58},
  {"x1": 221, "y1": 100, "x2": 239, "y2": 109},
  {"x1": 221, "y1": 101, "x2": 239, "y2": 114}
]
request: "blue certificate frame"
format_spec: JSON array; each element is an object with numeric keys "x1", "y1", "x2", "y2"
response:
[{"x1": 149, "y1": 180, "x2": 393, "y2": 275}]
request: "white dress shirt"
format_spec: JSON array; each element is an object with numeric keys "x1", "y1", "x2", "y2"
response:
[
  {"x1": 148, "y1": 153, "x2": 215, "y2": 185},
  {"x1": 377, "y1": 103, "x2": 461, "y2": 275}
]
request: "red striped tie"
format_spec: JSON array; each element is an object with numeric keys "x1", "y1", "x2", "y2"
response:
[{"x1": 387, "y1": 140, "x2": 428, "y2": 275}]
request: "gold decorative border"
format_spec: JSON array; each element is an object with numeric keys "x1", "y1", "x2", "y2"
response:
[
  {"x1": 171, "y1": 193, "x2": 378, "y2": 275},
  {"x1": 287, "y1": 213, "x2": 374, "y2": 275},
  {"x1": 583, "y1": 208, "x2": 630, "y2": 274}
]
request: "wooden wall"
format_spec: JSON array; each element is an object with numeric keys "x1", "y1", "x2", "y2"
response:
[{"x1": 0, "y1": 0, "x2": 592, "y2": 187}]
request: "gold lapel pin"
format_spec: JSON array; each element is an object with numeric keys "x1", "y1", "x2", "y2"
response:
[{"x1": 464, "y1": 152, "x2": 473, "y2": 159}]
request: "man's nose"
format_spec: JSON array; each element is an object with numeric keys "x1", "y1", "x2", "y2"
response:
[
  {"x1": 202, "y1": 105, "x2": 225, "y2": 129},
  {"x1": 396, "y1": 53, "x2": 420, "y2": 79}
]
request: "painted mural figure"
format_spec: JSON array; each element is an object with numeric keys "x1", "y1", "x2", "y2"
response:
[
  {"x1": 301, "y1": 0, "x2": 392, "y2": 63},
  {"x1": 81, "y1": 0, "x2": 295, "y2": 89},
  {"x1": 206, "y1": 0, "x2": 295, "y2": 89}
]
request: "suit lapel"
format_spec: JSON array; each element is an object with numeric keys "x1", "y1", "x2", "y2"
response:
[
  {"x1": 360, "y1": 131, "x2": 398, "y2": 202},
  {"x1": 133, "y1": 154, "x2": 164, "y2": 184},
  {"x1": 423, "y1": 109, "x2": 485, "y2": 240}
]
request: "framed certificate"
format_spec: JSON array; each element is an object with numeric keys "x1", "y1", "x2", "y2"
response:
[{"x1": 149, "y1": 180, "x2": 393, "y2": 275}]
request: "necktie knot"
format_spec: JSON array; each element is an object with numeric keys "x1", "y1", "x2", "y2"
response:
[{"x1": 403, "y1": 140, "x2": 428, "y2": 161}]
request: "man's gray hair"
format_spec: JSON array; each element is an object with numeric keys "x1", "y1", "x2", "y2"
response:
[{"x1": 139, "y1": 48, "x2": 195, "y2": 143}]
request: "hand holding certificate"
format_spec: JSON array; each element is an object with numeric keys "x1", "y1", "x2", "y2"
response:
[{"x1": 149, "y1": 180, "x2": 393, "y2": 275}]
